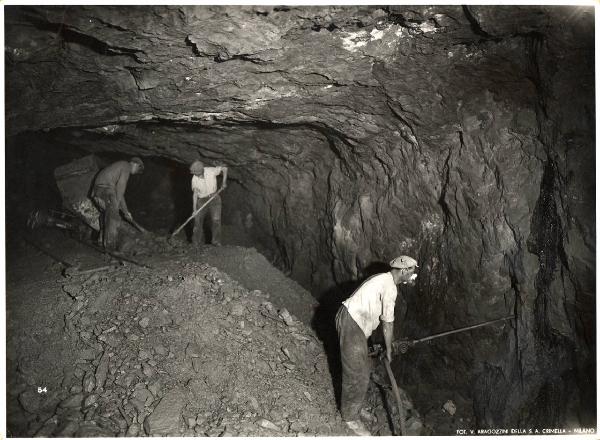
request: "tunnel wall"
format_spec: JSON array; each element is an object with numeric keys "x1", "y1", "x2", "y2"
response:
[{"x1": 5, "y1": 5, "x2": 595, "y2": 427}]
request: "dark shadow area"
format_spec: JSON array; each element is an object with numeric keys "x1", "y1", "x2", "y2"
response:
[
  {"x1": 5, "y1": 134, "x2": 86, "y2": 231},
  {"x1": 93, "y1": 154, "x2": 193, "y2": 236}
]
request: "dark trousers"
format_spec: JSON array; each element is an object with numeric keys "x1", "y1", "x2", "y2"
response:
[
  {"x1": 92, "y1": 186, "x2": 120, "y2": 251},
  {"x1": 193, "y1": 194, "x2": 222, "y2": 245},
  {"x1": 336, "y1": 305, "x2": 370, "y2": 421}
]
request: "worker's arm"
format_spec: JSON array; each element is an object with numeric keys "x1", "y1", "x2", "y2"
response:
[
  {"x1": 191, "y1": 175, "x2": 199, "y2": 212},
  {"x1": 382, "y1": 320, "x2": 394, "y2": 363},
  {"x1": 115, "y1": 166, "x2": 132, "y2": 219},
  {"x1": 220, "y1": 166, "x2": 228, "y2": 188},
  {"x1": 381, "y1": 281, "x2": 398, "y2": 363}
]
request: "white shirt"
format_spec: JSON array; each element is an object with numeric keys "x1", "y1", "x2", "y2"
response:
[
  {"x1": 342, "y1": 272, "x2": 397, "y2": 338},
  {"x1": 191, "y1": 166, "x2": 223, "y2": 198}
]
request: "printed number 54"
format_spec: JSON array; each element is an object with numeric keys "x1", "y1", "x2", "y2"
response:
[{"x1": 37, "y1": 387, "x2": 47, "y2": 393}]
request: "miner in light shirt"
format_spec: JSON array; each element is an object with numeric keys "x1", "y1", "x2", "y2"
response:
[
  {"x1": 189, "y1": 160, "x2": 228, "y2": 245},
  {"x1": 336, "y1": 255, "x2": 418, "y2": 436}
]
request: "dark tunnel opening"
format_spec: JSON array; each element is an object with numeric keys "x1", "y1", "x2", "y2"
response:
[{"x1": 5, "y1": 132, "x2": 289, "y2": 271}]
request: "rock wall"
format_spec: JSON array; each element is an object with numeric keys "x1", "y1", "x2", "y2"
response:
[{"x1": 5, "y1": 5, "x2": 595, "y2": 428}]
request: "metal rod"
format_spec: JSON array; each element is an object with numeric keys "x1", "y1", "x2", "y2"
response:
[{"x1": 412, "y1": 316, "x2": 514, "y2": 345}]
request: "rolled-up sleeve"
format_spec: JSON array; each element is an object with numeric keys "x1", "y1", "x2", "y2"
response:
[{"x1": 380, "y1": 280, "x2": 398, "y2": 323}]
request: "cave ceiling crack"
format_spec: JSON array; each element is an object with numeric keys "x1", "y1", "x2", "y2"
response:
[
  {"x1": 185, "y1": 35, "x2": 274, "y2": 65},
  {"x1": 90, "y1": 16, "x2": 137, "y2": 34},
  {"x1": 254, "y1": 69, "x2": 379, "y2": 90},
  {"x1": 25, "y1": 11, "x2": 147, "y2": 62}
]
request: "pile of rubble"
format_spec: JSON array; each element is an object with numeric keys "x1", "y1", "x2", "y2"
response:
[
  {"x1": 20, "y1": 257, "x2": 354, "y2": 436},
  {"x1": 7, "y1": 229, "x2": 427, "y2": 437}
]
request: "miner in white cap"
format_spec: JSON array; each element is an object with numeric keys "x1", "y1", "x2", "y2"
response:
[
  {"x1": 336, "y1": 255, "x2": 418, "y2": 436},
  {"x1": 189, "y1": 160, "x2": 228, "y2": 245}
]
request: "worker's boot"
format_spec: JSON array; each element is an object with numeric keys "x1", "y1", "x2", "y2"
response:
[{"x1": 345, "y1": 420, "x2": 370, "y2": 436}]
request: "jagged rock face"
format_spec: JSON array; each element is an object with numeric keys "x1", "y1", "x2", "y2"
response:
[{"x1": 5, "y1": 5, "x2": 595, "y2": 429}]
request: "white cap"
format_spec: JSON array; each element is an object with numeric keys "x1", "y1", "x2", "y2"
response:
[{"x1": 389, "y1": 255, "x2": 418, "y2": 269}]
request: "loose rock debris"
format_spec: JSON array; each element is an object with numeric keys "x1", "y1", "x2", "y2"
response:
[
  {"x1": 7, "y1": 235, "x2": 425, "y2": 436},
  {"x1": 8, "y1": 251, "x2": 344, "y2": 436}
]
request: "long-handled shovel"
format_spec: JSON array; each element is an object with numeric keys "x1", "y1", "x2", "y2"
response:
[
  {"x1": 382, "y1": 357, "x2": 407, "y2": 436},
  {"x1": 169, "y1": 187, "x2": 225, "y2": 238}
]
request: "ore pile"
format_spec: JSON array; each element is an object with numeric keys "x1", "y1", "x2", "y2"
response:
[{"x1": 14, "y1": 259, "x2": 354, "y2": 436}]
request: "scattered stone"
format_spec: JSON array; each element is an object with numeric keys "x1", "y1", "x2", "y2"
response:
[
  {"x1": 405, "y1": 417, "x2": 424, "y2": 435},
  {"x1": 62, "y1": 283, "x2": 82, "y2": 298},
  {"x1": 229, "y1": 301, "x2": 245, "y2": 316},
  {"x1": 443, "y1": 400, "x2": 456, "y2": 416},
  {"x1": 116, "y1": 372, "x2": 138, "y2": 389},
  {"x1": 34, "y1": 416, "x2": 59, "y2": 437},
  {"x1": 54, "y1": 419, "x2": 79, "y2": 437},
  {"x1": 59, "y1": 393, "x2": 85, "y2": 409},
  {"x1": 70, "y1": 385, "x2": 83, "y2": 394},
  {"x1": 18, "y1": 390, "x2": 43, "y2": 413},
  {"x1": 102, "y1": 325, "x2": 117, "y2": 334},
  {"x1": 79, "y1": 348, "x2": 97, "y2": 360},
  {"x1": 222, "y1": 425, "x2": 237, "y2": 436},
  {"x1": 126, "y1": 423, "x2": 140, "y2": 437},
  {"x1": 290, "y1": 420, "x2": 308, "y2": 433},
  {"x1": 83, "y1": 371, "x2": 96, "y2": 393},
  {"x1": 257, "y1": 418, "x2": 281, "y2": 431},
  {"x1": 143, "y1": 388, "x2": 187, "y2": 436},
  {"x1": 142, "y1": 362, "x2": 156, "y2": 377},
  {"x1": 95, "y1": 352, "x2": 110, "y2": 390},
  {"x1": 154, "y1": 344, "x2": 168, "y2": 356},
  {"x1": 99, "y1": 332, "x2": 123, "y2": 347},
  {"x1": 278, "y1": 308, "x2": 294, "y2": 326},
  {"x1": 186, "y1": 416, "x2": 197, "y2": 428},
  {"x1": 138, "y1": 349, "x2": 152, "y2": 360},
  {"x1": 84, "y1": 394, "x2": 99, "y2": 408},
  {"x1": 148, "y1": 380, "x2": 162, "y2": 397},
  {"x1": 139, "y1": 317, "x2": 150, "y2": 328}
]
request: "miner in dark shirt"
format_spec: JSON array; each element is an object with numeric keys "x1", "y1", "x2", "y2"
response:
[{"x1": 91, "y1": 157, "x2": 145, "y2": 250}]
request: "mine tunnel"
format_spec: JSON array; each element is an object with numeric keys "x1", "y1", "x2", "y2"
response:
[{"x1": 4, "y1": 4, "x2": 596, "y2": 438}]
